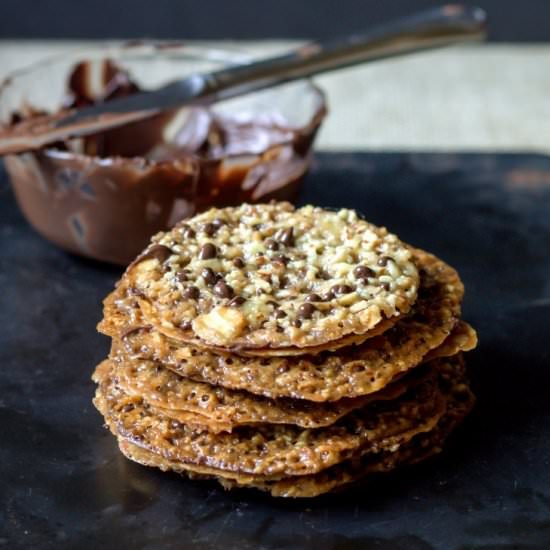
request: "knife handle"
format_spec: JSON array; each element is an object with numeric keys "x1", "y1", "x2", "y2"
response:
[{"x1": 203, "y1": 4, "x2": 487, "y2": 102}]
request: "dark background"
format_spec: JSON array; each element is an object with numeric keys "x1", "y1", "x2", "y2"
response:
[{"x1": 0, "y1": 0, "x2": 548, "y2": 41}]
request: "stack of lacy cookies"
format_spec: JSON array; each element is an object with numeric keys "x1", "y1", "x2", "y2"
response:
[{"x1": 93, "y1": 202, "x2": 477, "y2": 498}]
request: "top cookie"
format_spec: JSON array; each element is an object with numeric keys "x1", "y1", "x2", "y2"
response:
[{"x1": 125, "y1": 202, "x2": 419, "y2": 350}]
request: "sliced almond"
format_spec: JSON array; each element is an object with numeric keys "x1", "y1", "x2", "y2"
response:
[
  {"x1": 193, "y1": 306, "x2": 247, "y2": 345},
  {"x1": 358, "y1": 305, "x2": 381, "y2": 327}
]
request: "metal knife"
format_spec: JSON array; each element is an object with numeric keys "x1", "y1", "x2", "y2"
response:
[{"x1": 0, "y1": 4, "x2": 487, "y2": 156}]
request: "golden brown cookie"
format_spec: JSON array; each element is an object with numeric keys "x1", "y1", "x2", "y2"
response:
[
  {"x1": 119, "y1": 202, "x2": 419, "y2": 350},
  {"x1": 95, "y1": 355, "x2": 431, "y2": 433},
  {"x1": 100, "y1": 286, "x2": 397, "y2": 357},
  {"x1": 423, "y1": 321, "x2": 477, "y2": 361}
]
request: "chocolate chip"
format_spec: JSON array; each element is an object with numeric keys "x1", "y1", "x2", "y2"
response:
[
  {"x1": 321, "y1": 291, "x2": 334, "y2": 301},
  {"x1": 266, "y1": 239, "x2": 279, "y2": 251},
  {"x1": 273, "y1": 254, "x2": 289, "y2": 265},
  {"x1": 127, "y1": 287, "x2": 144, "y2": 298},
  {"x1": 275, "y1": 309, "x2": 287, "y2": 319},
  {"x1": 276, "y1": 227, "x2": 294, "y2": 246},
  {"x1": 292, "y1": 319, "x2": 302, "y2": 328},
  {"x1": 212, "y1": 218, "x2": 225, "y2": 228},
  {"x1": 353, "y1": 265, "x2": 375, "y2": 280},
  {"x1": 331, "y1": 284, "x2": 354, "y2": 296},
  {"x1": 180, "y1": 320, "x2": 192, "y2": 330},
  {"x1": 381, "y1": 282, "x2": 391, "y2": 291},
  {"x1": 378, "y1": 256, "x2": 391, "y2": 267},
  {"x1": 198, "y1": 243, "x2": 217, "y2": 260},
  {"x1": 141, "y1": 244, "x2": 172, "y2": 264},
  {"x1": 182, "y1": 286, "x2": 200, "y2": 300},
  {"x1": 176, "y1": 271, "x2": 188, "y2": 283},
  {"x1": 228, "y1": 296, "x2": 245, "y2": 307},
  {"x1": 181, "y1": 225, "x2": 195, "y2": 239},
  {"x1": 318, "y1": 269, "x2": 330, "y2": 280},
  {"x1": 305, "y1": 293, "x2": 322, "y2": 302},
  {"x1": 297, "y1": 302, "x2": 316, "y2": 319},
  {"x1": 201, "y1": 267, "x2": 217, "y2": 285},
  {"x1": 233, "y1": 257, "x2": 245, "y2": 268},
  {"x1": 202, "y1": 222, "x2": 218, "y2": 236},
  {"x1": 213, "y1": 280, "x2": 234, "y2": 299}
]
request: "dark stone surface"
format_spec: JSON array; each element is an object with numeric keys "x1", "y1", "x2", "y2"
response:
[{"x1": 1, "y1": 152, "x2": 550, "y2": 550}]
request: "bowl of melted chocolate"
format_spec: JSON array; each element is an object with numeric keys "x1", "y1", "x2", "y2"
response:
[{"x1": 0, "y1": 43, "x2": 326, "y2": 264}]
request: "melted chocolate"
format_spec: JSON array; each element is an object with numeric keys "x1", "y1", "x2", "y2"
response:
[{"x1": 4, "y1": 59, "x2": 325, "y2": 264}]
